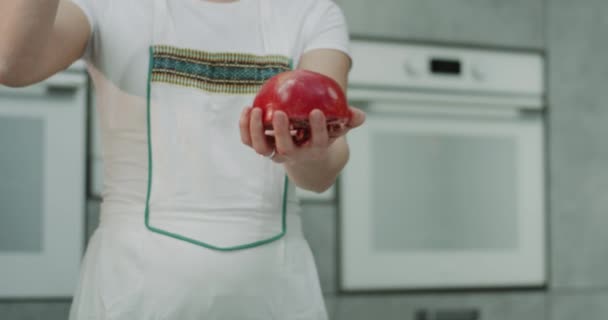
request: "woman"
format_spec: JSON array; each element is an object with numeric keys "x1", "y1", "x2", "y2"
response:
[{"x1": 0, "y1": 0, "x2": 364, "y2": 319}]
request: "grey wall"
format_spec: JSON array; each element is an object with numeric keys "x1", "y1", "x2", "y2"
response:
[
  {"x1": 548, "y1": 0, "x2": 608, "y2": 290},
  {"x1": 547, "y1": 0, "x2": 608, "y2": 318},
  {"x1": 336, "y1": 0, "x2": 545, "y2": 49}
]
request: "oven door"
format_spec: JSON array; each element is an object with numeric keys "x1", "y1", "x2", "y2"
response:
[
  {"x1": 0, "y1": 72, "x2": 87, "y2": 297},
  {"x1": 340, "y1": 101, "x2": 545, "y2": 291}
]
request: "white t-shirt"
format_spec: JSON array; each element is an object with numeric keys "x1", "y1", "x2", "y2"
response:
[
  {"x1": 68, "y1": 2, "x2": 351, "y2": 319},
  {"x1": 71, "y1": 0, "x2": 350, "y2": 210}
]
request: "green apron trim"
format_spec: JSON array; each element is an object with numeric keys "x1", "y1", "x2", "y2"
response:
[{"x1": 144, "y1": 46, "x2": 287, "y2": 251}]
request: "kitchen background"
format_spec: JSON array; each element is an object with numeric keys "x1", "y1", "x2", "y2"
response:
[{"x1": 1, "y1": 0, "x2": 608, "y2": 319}]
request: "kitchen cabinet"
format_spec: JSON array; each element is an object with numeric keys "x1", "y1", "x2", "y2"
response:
[
  {"x1": 548, "y1": 0, "x2": 608, "y2": 289},
  {"x1": 335, "y1": 293, "x2": 546, "y2": 320},
  {"x1": 86, "y1": 199, "x2": 102, "y2": 242},
  {"x1": 301, "y1": 202, "x2": 338, "y2": 294},
  {"x1": 335, "y1": 0, "x2": 544, "y2": 49},
  {"x1": 0, "y1": 301, "x2": 70, "y2": 320},
  {"x1": 324, "y1": 295, "x2": 338, "y2": 320}
]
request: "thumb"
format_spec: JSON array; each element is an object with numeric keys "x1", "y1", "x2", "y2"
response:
[{"x1": 347, "y1": 106, "x2": 366, "y2": 129}]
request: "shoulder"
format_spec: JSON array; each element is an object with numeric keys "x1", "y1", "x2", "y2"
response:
[
  {"x1": 270, "y1": 0, "x2": 348, "y2": 42},
  {"x1": 268, "y1": 1, "x2": 349, "y2": 69},
  {"x1": 270, "y1": 0, "x2": 344, "y2": 22},
  {"x1": 71, "y1": 0, "x2": 152, "y2": 22}
]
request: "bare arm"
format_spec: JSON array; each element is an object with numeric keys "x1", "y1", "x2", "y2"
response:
[
  {"x1": 280, "y1": 48, "x2": 362, "y2": 193},
  {"x1": 0, "y1": 0, "x2": 91, "y2": 87},
  {"x1": 239, "y1": 48, "x2": 366, "y2": 193}
]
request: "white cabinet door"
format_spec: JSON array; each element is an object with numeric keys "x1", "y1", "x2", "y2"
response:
[{"x1": 0, "y1": 71, "x2": 87, "y2": 297}]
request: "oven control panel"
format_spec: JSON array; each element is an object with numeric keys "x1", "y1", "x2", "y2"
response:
[{"x1": 348, "y1": 40, "x2": 544, "y2": 97}]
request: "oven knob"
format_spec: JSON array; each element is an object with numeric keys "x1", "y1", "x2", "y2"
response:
[
  {"x1": 471, "y1": 66, "x2": 486, "y2": 81},
  {"x1": 404, "y1": 61, "x2": 421, "y2": 77}
]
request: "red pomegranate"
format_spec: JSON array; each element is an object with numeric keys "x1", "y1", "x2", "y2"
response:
[{"x1": 253, "y1": 69, "x2": 352, "y2": 145}]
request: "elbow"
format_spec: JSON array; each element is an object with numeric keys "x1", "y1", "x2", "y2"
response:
[
  {"x1": 0, "y1": 58, "x2": 28, "y2": 87},
  {"x1": 309, "y1": 186, "x2": 326, "y2": 194},
  {"x1": 298, "y1": 180, "x2": 334, "y2": 194},
  {"x1": 310, "y1": 181, "x2": 335, "y2": 194},
  {"x1": 314, "y1": 186, "x2": 331, "y2": 194},
  {"x1": 0, "y1": 61, "x2": 17, "y2": 87},
  {"x1": 0, "y1": 71, "x2": 30, "y2": 88},
  {"x1": 0, "y1": 59, "x2": 8, "y2": 86}
]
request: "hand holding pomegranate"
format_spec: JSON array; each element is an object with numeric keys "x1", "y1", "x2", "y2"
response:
[{"x1": 239, "y1": 70, "x2": 365, "y2": 164}]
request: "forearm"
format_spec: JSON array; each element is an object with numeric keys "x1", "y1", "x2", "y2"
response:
[
  {"x1": 284, "y1": 137, "x2": 349, "y2": 193},
  {"x1": 0, "y1": 0, "x2": 61, "y2": 75}
]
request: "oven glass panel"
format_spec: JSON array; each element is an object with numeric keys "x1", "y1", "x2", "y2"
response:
[
  {"x1": 0, "y1": 117, "x2": 44, "y2": 252},
  {"x1": 371, "y1": 133, "x2": 519, "y2": 252}
]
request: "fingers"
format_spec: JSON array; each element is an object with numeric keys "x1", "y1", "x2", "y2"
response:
[
  {"x1": 249, "y1": 108, "x2": 273, "y2": 156},
  {"x1": 347, "y1": 106, "x2": 366, "y2": 129},
  {"x1": 272, "y1": 111, "x2": 295, "y2": 157},
  {"x1": 243, "y1": 107, "x2": 361, "y2": 163},
  {"x1": 310, "y1": 109, "x2": 329, "y2": 149},
  {"x1": 239, "y1": 107, "x2": 252, "y2": 146}
]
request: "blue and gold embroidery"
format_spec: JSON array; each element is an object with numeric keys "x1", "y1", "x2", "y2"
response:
[{"x1": 151, "y1": 45, "x2": 291, "y2": 94}]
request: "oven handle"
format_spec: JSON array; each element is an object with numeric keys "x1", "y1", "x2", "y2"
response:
[
  {"x1": 0, "y1": 72, "x2": 86, "y2": 98},
  {"x1": 347, "y1": 87, "x2": 544, "y2": 111},
  {"x1": 352, "y1": 100, "x2": 546, "y2": 122},
  {"x1": 352, "y1": 102, "x2": 536, "y2": 119}
]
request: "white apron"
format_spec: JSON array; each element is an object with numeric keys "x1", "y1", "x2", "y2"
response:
[
  {"x1": 69, "y1": 1, "x2": 328, "y2": 319},
  {"x1": 145, "y1": 0, "x2": 291, "y2": 250}
]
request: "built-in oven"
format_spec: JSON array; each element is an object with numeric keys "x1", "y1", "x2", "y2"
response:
[
  {"x1": 340, "y1": 41, "x2": 546, "y2": 291},
  {"x1": 0, "y1": 62, "x2": 87, "y2": 297}
]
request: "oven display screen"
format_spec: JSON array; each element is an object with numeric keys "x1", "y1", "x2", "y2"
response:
[{"x1": 430, "y1": 59, "x2": 461, "y2": 75}]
